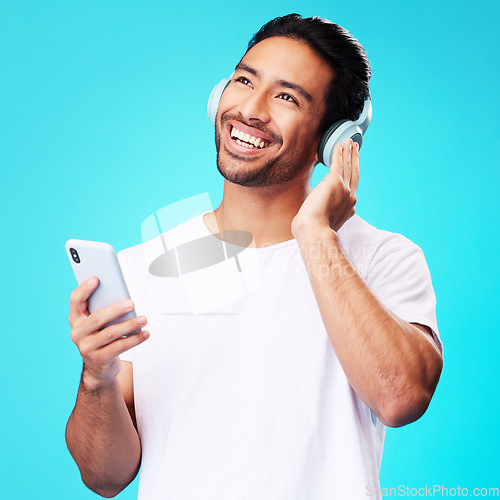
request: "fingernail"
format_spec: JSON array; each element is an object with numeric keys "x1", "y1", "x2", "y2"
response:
[
  {"x1": 354, "y1": 142, "x2": 359, "y2": 151},
  {"x1": 138, "y1": 316, "x2": 147, "y2": 326},
  {"x1": 123, "y1": 299, "x2": 133, "y2": 311}
]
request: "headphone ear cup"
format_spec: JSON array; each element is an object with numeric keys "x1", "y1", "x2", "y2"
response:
[
  {"x1": 318, "y1": 120, "x2": 347, "y2": 165},
  {"x1": 207, "y1": 77, "x2": 232, "y2": 125},
  {"x1": 319, "y1": 121, "x2": 364, "y2": 166},
  {"x1": 318, "y1": 95, "x2": 372, "y2": 166}
]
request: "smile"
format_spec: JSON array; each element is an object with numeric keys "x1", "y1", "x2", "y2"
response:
[{"x1": 230, "y1": 126, "x2": 270, "y2": 149}]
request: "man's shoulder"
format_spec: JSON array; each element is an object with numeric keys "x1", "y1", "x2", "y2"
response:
[
  {"x1": 340, "y1": 214, "x2": 416, "y2": 246},
  {"x1": 338, "y1": 214, "x2": 423, "y2": 274}
]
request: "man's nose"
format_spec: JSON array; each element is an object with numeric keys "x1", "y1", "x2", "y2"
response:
[{"x1": 238, "y1": 90, "x2": 271, "y2": 123}]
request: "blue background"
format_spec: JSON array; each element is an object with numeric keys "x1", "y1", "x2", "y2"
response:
[{"x1": 1, "y1": 0, "x2": 499, "y2": 498}]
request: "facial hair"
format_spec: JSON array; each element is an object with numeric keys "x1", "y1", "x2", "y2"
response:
[{"x1": 215, "y1": 113, "x2": 313, "y2": 188}]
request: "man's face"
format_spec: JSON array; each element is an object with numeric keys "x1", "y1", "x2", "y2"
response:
[{"x1": 215, "y1": 36, "x2": 334, "y2": 188}]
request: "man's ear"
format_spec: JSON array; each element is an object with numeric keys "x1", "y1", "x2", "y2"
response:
[
  {"x1": 312, "y1": 135, "x2": 323, "y2": 167},
  {"x1": 313, "y1": 125, "x2": 325, "y2": 167}
]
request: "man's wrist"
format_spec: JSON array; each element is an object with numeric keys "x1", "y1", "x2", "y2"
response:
[
  {"x1": 81, "y1": 366, "x2": 117, "y2": 394},
  {"x1": 292, "y1": 219, "x2": 339, "y2": 247}
]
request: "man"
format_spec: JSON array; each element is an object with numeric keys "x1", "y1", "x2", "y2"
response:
[{"x1": 66, "y1": 14, "x2": 443, "y2": 499}]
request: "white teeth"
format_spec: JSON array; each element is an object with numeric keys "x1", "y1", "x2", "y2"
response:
[
  {"x1": 230, "y1": 126, "x2": 269, "y2": 149},
  {"x1": 236, "y1": 138, "x2": 255, "y2": 149}
]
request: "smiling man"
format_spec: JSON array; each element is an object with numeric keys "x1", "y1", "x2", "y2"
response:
[
  {"x1": 66, "y1": 14, "x2": 443, "y2": 500},
  {"x1": 215, "y1": 36, "x2": 332, "y2": 190}
]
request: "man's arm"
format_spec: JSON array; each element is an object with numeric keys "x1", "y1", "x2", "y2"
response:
[
  {"x1": 292, "y1": 139, "x2": 443, "y2": 427},
  {"x1": 65, "y1": 278, "x2": 149, "y2": 497}
]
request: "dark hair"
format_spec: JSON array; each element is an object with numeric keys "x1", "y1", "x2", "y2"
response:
[{"x1": 247, "y1": 14, "x2": 371, "y2": 134}]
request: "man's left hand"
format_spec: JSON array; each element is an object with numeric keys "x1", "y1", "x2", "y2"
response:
[{"x1": 292, "y1": 137, "x2": 359, "y2": 236}]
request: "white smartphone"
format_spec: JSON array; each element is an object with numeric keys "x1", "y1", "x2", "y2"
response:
[{"x1": 65, "y1": 239, "x2": 139, "y2": 333}]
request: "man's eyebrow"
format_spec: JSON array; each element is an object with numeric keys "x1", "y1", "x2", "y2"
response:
[
  {"x1": 235, "y1": 63, "x2": 313, "y2": 103},
  {"x1": 235, "y1": 62, "x2": 260, "y2": 77}
]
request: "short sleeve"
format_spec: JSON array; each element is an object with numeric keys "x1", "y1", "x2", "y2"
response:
[{"x1": 366, "y1": 239, "x2": 442, "y2": 354}]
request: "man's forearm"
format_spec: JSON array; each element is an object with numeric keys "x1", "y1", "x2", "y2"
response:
[
  {"x1": 295, "y1": 224, "x2": 442, "y2": 427},
  {"x1": 66, "y1": 371, "x2": 141, "y2": 498}
]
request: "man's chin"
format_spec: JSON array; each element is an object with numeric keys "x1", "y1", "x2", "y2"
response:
[
  {"x1": 216, "y1": 156, "x2": 266, "y2": 186},
  {"x1": 216, "y1": 159, "x2": 263, "y2": 187},
  {"x1": 216, "y1": 154, "x2": 300, "y2": 189}
]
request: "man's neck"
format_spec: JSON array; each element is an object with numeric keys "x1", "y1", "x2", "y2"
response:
[{"x1": 205, "y1": 177, "x2": 312, "y2": 248}]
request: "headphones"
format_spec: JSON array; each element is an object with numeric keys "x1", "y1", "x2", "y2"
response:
[{"x1": 207, "y1": 75, "x2": 372, "y2": 166}]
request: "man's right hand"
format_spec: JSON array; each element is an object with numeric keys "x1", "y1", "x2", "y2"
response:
[{"x1": 68, "y1": 277, "x2": 149, "y2": 391}]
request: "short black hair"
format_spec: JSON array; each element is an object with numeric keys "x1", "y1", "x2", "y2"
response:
[{"x1": 247, "y1": 14, "x2": 371, "y2": 134}]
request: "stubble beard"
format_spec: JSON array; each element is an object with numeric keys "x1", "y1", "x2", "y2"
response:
[{"x1": 215, "y1": 118, "x2": 311, "y2": 188}]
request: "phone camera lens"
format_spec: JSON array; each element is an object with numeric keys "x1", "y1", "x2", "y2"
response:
[{"x1": 70, "y1": 248, "x2": 80, "y2": 264}]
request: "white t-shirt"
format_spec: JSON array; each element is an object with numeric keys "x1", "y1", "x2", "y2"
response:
[{"x1": 118, "y1": 213, "x2": 441, "y2": 500}]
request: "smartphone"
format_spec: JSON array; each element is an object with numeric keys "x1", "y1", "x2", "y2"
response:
[{"x1": 65, "y1": 239, "x2": 139, "y2": 333}]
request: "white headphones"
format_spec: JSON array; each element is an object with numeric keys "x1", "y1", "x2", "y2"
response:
[{"x1": 207, "y1": 75, "x2": 372, "y2": 166}]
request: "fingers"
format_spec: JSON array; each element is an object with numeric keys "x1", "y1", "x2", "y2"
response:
[
  {"x1": 331, "y1": 142, "x2": 344, "y2": 178},
  {"x1": 68, "y1": 281, "x2": 151, "y2": 390},
  {"x1": 68, "y1": 277, "x2": 99, "y2": 326},
  {"x1": 93, "y1": 329, "x2": 150, "y2": 364},
  {"x1": 71, "y1": 300, "x2": 150, "y2": 388},
  {"x1": 342, "y1": 138, "x2": 352, "y2": 184},
  {"x1": 330, "y1": 138, "x2": 359, "y2": 190},
  {"x1": 79, "y1": 315, "x2": 149, "y2": 357},
  {"x1": 71, "y1": 298, "x2": 136, "y2": 342},
  {"x1": 351, "y1": 141, "x2": 360, "y2": 192},
  {"x1": 79, "y1": 326, "x2": 150, "y2": 390}
]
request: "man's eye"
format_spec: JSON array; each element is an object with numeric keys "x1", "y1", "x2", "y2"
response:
[
  {"x1": 279, "y1": 93, "x2": 298, "y2": 104},
  {"x1": 236, "y1": 77, "x2": 252, "y2": 87}
]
